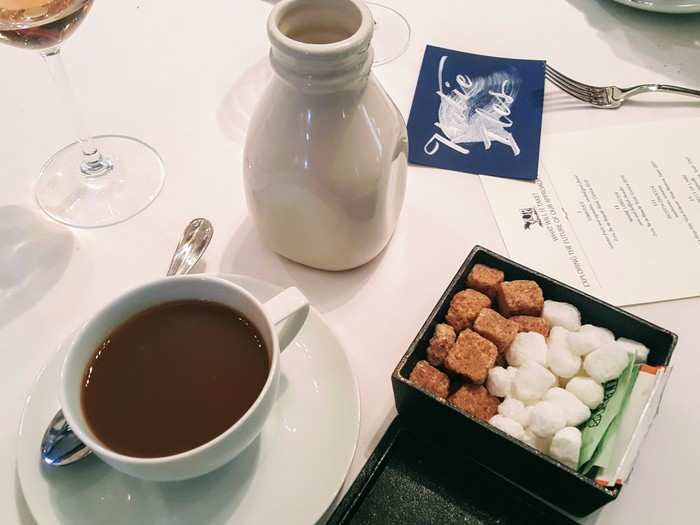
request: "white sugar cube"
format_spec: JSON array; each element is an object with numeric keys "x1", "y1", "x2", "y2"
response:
[
  {"x1": 548, "y1": 327, "x2": 580, "y2": 376},
  {"x1": 566, "y1": 376, "x2": 604, "y2": 409},
  {"x1": 544, "y1": 387, "x2": 591, "y2": 426},
  {"x1": 506, "y1": 332, "x2": 547, "y2": 367},
  {"x1": 549, "y1": 426, "x2": 582, "y2": 469},
  {"x1": 542, "y1": 300, "x2": 581, "y2": 332},
  {"x1": 617, "y1": 337, "x2": 650, "y2": 364},
  {"x1": 489, "y1": 414, "x2": 525, "y2": 440},
  {"x1": 547, "y1": 326, "x2": 570, "y2": 346},
  {"x1": 498, "y1": 397, "x2": 531, "y2": 427},
  {"x1": 580, "y1": 324, "x2": 615, "y2": 345},
  {"x1": 583, "y1": 342, "x2": 629, "y2": 383},
  {"x1": 487, "y1": 367, "x2": 514, "y2": 398},
  {"x1": 558, "y1": 368, "x2": 589, "y2": 389},
  {"x1": 522, "y1": 429, "x2": 536, "y2": 447},
  {"x1": 513, "y1": 362, "x2": 557, "y2": 404},
  {"x1": 525, "y1": 404, "x2": 534, "y2": 423},
  {"x1": 523, "y1": 429, "x2": 551, "y2": 453},
  {"x1": 567, "y1": 330, "x2": 601, "y2": 357},
  {"x1": 529, "y1": 401, "x2": 567, "y2": 438},
  {"x1": 547, "y1": 342, "x2": 581, "y2": 379}
]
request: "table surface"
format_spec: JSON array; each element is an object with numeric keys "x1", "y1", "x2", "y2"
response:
[{"x1": 2, "y1": 1, "x2": 699, "y2": 523}]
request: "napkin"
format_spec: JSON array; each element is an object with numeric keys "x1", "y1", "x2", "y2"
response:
[{"x1": 407, "y1": 45, "x2": 545, "y2": 181}]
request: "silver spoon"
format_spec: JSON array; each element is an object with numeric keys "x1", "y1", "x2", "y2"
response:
[{"x1": 40, "y1": 218, "x2": 214, "y2": 466}]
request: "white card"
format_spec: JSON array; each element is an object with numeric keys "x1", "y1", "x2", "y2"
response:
[{"x1": 482, "y1": 118, "x2": 700, "y2": 306}]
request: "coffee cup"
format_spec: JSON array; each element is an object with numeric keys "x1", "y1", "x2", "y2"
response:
[{"x1": 59, "y1": 275, "x2": 308, "y2": 481}]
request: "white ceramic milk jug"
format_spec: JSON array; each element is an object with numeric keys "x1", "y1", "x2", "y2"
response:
[{"x1": 243, "y1": 0, "x2": 407, "y2": 271}]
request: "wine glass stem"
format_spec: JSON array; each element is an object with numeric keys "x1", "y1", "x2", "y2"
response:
[{"x1": 40, "y1": 47, "x2": 112, "y2": 178}]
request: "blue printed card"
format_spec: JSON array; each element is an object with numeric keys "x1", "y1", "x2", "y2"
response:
[{"x1": 407, "y1": 46, "x2": 545, "y2": 181}]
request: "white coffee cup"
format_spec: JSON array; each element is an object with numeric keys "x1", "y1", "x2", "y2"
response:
[{"x1": 59, "y1": 275, "x2": 308, "y2": 481}]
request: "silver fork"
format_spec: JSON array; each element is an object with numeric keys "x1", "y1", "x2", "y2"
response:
[{"x1": 545, "y1": 64, "x2": 700, "y2": 109}]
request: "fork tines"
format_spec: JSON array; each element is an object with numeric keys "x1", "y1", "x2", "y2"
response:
[{"x1": 544, "y1": 64, "x2": 608, "y2": 105}]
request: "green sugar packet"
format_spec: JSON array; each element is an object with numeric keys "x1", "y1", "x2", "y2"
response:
[
  {"x1": 582, "y1": 363, "x2": 641, "y2": 475},
  {"x1": 581, "y1": 406, "x2": 622, "y2": 475},
  {"x1": 578, "y1": 356, "x2": 638, "y2": 471}
]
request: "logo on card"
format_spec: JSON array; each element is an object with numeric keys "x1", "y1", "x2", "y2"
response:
[
  {"x1": 406, "y1": 46, "x2": 545, "y2": 181},
  {"x1": 520, "y1": 207, "x2": 542, "y2": 230},
  {"x1": 423, "y1": 55, "x2": 521, "y2": 158}
]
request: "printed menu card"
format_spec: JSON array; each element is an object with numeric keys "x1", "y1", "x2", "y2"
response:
[{"x1": 482, "y1": 118, "x2": 700, "y2": 306}]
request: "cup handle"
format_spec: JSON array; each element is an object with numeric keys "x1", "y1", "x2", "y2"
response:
[
  {"x1": 263, "y1": 288, "x2": 309, "y2": 352},
  {"x1": 263, "y1": 286, "x2": 309, "y2": 329}
]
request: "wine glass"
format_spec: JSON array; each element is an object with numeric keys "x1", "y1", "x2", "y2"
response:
[
  {"x1": 0, "y1": 0, "x2": 165, "y2": 228},
  {"x1": 366, "y1": 2, "x2": 410, "y2": 66}
]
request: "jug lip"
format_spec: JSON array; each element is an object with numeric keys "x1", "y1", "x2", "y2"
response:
[{"x1": 267, "y1": 0, "x2": 373, "y2": 62}]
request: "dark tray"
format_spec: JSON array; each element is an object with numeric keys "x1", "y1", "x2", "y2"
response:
[
  {"x1": 391, "y1": 245, "x2": 677, "y2": 516},
  {"x1": 326, "y1": 416, "x2": 576, "y2": 525}
]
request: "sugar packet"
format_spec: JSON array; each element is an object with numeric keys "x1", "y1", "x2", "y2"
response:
[
  {"x1": 578, "y1": 355, "x2": 637, "y2": 470},
  {"x1": 595, "y1": 365, "x2": 671, "y2": 486}
]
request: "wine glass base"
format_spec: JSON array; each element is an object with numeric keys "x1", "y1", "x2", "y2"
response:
[
  {"x1": 35, "y1": 135, "x2": 165, "y2": 228},
  {"x1": 367, "y1": 3, "x2": 411, "y2": 66}
]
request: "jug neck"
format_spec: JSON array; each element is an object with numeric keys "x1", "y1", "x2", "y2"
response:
[{"x1": 267, "y1": 0, "x2": 374, "y2": 93}]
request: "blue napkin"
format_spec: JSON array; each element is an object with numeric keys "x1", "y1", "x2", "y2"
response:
[{"x1": 407, "y1": 45, "x2": 545, "y2": 181}]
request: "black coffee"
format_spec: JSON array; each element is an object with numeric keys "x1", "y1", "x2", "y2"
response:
[{"x1": 81, "y1": 300, "x2": 269, "y2": 458}]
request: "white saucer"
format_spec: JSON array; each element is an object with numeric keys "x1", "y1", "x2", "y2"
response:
[
  {"x1": 611, "y1": 0, "x2": 700, "y2": 14},
  {"x1": 17, "y1": 274, "x2": 360, "y2": 525}
]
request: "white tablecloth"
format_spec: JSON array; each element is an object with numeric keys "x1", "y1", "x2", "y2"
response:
[{"x1": 2, "y1": 1, "x2": 699, "y2": 523}]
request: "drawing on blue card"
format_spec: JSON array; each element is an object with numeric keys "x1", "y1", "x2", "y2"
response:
[
  {"x1": 424, "y1": 55, "x2": 521, "y2": 158},
  {"x1": 407, "y1": 46, "x2": 545, "y2": 181}
]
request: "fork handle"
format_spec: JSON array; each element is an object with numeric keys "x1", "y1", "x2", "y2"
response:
[{"x1": 621, "y1": 84, "x2": 700, "y2": 100}]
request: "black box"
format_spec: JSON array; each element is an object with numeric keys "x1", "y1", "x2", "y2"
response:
[
  {"x1": 391, "y1": 246, "x2": 677, "y2": 516},
  {"x1": 327, "y1": 417, "x2": 577, "y2": 525}
]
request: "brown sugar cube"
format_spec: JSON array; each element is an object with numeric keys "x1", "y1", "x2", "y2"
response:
[
  {"x1": 409, "y1": 360, "x2": 450, "y2": 399},
  {"x1": 446, "y1": 289, "x2": 491, "y2": 332},
  {"x1": 473, "y1": 308, "x2": 519, "y2": 352},
  {"x1": 427, "y1": 323, "x2": 456, "y2": 367},
  {"x1": 467, "y1": 264, "x2": 505, "y2": 299},
  {"x1": 444, "y1": 329, "x2": 497, "y2": 384},
  {"x1": 448, "y1": 384, "x2": 500, "y2": 421},
  {"x1": 497, "y1": 280, "x2": 544, "y2": 317},
  {"x1": 510, "y1": 315, "x2": 551, "y2": 337}
]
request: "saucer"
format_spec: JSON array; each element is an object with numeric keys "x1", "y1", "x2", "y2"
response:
[
  {"x1": 611, "y1": 0, "x2": 700, "y2": 13},
  {"x1": 17, "y1": 274, "x2": 360, "y2": 525}
]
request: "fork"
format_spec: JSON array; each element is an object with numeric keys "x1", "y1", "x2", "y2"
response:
[{"x1": 545, "y1": 64, "x2": 700, "y2": 109}]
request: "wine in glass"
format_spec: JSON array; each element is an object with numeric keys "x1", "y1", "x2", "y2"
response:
[{"x1": 0, "y1": 0, "x2": 165, "y2": 228}]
